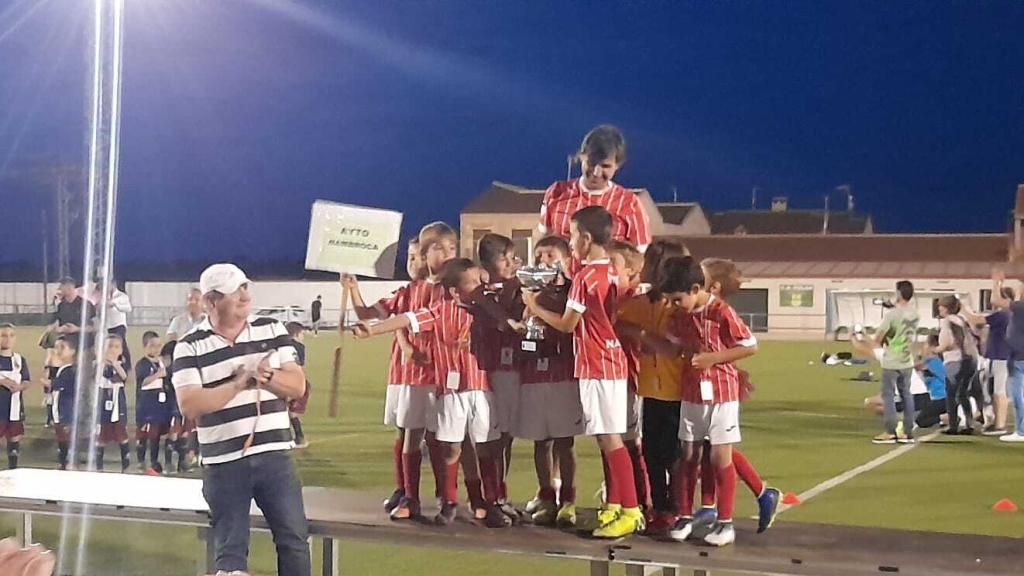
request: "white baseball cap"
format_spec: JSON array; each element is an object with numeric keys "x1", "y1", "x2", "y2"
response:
[{"x1": 199, "y1": 263, "x2": 250, "y2": 295}]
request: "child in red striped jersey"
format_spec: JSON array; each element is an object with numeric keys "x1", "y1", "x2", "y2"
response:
[
  {"x1": 661, "y1": 256, "x2": 758, "y2": 548},
  {"x1": 694, "y1": 258, "x2": 781, "y2": 535},
  {"x1": 355, "y1": 259, "x2": 511, "y2": 529},
  {"x1": 474, "y1": 233, "x2": 526, "y2": 523},
  {"x1": 608, "y1": 241, "x2": 654, "y2": 522},
  {"x1": 517, "y1": 235, "x2": 583, "y2": 527},
  {"x1": 523, "y1": 206, "x2": 644, "y2": 539},
  {"x1": 346, "y1": 237, "x2": 429, "y2": 520}
]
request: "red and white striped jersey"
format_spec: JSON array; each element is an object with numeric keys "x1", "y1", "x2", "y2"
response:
[
  {"x1": 375, "y1": 285, "x2": 410, "y2": 386},
  {"x1": 538, "y1": 178, "x2": 652, "y2": 249},
  {"x1": 520, "y1": 282, "x2": 576, "y2": 385},
  {"x1": 669, "y1": 296, "x2": 757, "y2": 405},
  {"x1": 567, "y1": 260, "x2": 628, "y2": 381},
  {"x1": 398, "y1": 279, "x2": 446, "y2": 387},
  {"x1": 407, "y1": 299, "x2": 490, "y2": 395}
]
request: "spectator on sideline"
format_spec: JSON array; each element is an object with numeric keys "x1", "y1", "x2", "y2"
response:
[
  {"x1": 962, "y1": 288, "x2": 1014, "y2": 435},
  {"x1": 310, "y1": 296, "x2": 323, "y2": 336},
  {"x1": 172, "y1": 264, "x2": 310, "y2": 575},
  {"x1": 871, "y1": 281, "x2": 920, "y2": 444},
  {"x1": 935, "y1": 296, "x2": 979, "y2": 436},
  {"x1": 166, "y1": 288, "x2": 206, "y2": 341},
  {"x1": 993, "y1": 270, "x2": 1024, "y2": 443},
  {"x1": 49, "y1": 277, "x2": 96, "y2": 341},
  {"x1": 102, "y1": 281, "x2": 133, "y2": 373}
]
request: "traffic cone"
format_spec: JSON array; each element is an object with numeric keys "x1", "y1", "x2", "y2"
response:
[
  {"x1": 992, "y1": 499, "x2": 1018, "y2": 513},
  {"x1": 782, "y1": 492, "x2": 801, "y2": 506}
]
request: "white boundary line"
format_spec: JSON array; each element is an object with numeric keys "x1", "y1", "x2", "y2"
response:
[{"x1": 777, "y1": 428, "x2": 942, "y2": 514}]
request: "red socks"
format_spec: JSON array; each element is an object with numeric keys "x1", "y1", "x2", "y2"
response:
[
  {"x1": 700, "y1": 449, "x2": 717, "y2": 508},
  {"x1": 479, "y1": 455, "x2": 500, "y2": 505},
  {"x1": 465, "y1": 477, "x2": 485, "y2": 510},
  {"x1": 393, "y1": 438, "x2": 405, "y2": 492},
  {"x1": 443, "y1": 461, "x2": 460, "y2": 504},
  {"x1": 427, "y1": 437, "x2": 445, "y2": 499},
  {"x1": 715, "y1": 463, "x2": 737, "y2": 522},
  {"x1": 402, "y1": 452, "x2": 422, "y2": 505},
  {"x1": 601, "y1": 451, "x2": 619, "y2": 505},
  {"x1": 606, "y1": 447, "x2": 639, "y2": 509},
  {"x1": 627, "y1": 442, "x2": 652, "y2": 510},
  {"x1": 733, "y1": 449, "x2": 764, "y2": 496},
  {"x1": 559, "y1": 484, "x2": 576, "y2": 504},
  {"x1": 675, "y1": 458, "x2": 698, "y2": 518},
  {"x1": 539, "y1": 486, "x2": 557, "y2": 503}
]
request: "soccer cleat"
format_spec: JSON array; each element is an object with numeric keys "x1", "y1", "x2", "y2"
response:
[
  {"x1": 382, "y1": 489, "x2": 405, "y2": 514},
  {"x1": 592, "y1": 507, "x2": 644, "y2": 539},
  {"x1": 483, "y1": 504, "x2": 513, "y2": 528},
  {"x1": 704, "y1": 521, "x2": 736, "y2": 547},
  {"x1": 596, "y1": 504, "x2": 621, "y2": 529},
  {"x1": 499, "y1": 502, "x2": 525, "y2": 525},
  {"x1": 556, "y1": 502, "x2": 577, "y2": 528},
  {"x1": 645, "y1": 511, "x2": 676, "y2": 536},
  {"x1": 531, "y1": 499, "x2": 559, "y2": 526},
  {"x1": 958, "y1": 428, "x2": 975, "y2": 436},
  {"x1": 389, "y1": 497, "x2": 421, "y2": 521},
  {"x1": 757, "y1": 487, "x2": 781, "y2": 533},
  {"x1": 668, "y1": 517, "x2": 694, "y2": 542},
  {"x1": 999, "y1": 433, "x2": 1024, "y2": 443},
  {"x1": 692, "y1": 507, "x2": 718, "y2": 530},
  {"x1": 144, "y1": 467, "x2": 160, "y2": 477},
  {"x1": 872, "y1": 433, "x2": 897, "y2": 445},
  {"x1": 895, "y1": 420, "x2": 905, "y2": 438},
  {"x1": 524, "y1": 496, "x2": 543, "y2": 515},
  {"x1": 434, "y1": 501, "x2": 457, "y2": 526},
  {"x1": 983, "y1": 427, "x2": 1008, "y2": 437}
]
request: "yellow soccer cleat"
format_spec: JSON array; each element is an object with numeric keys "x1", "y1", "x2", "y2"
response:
[
  {"x1": 556, "y1": 502, "x2": 577, "y2": 528},
  {"x1": 592, "y1": 507, "x2": 644, "y2": 539},
  {"x1": 596, "y1": 504, "x2": 621, "y2": 529}
]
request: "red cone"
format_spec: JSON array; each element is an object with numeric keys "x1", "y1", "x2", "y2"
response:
[
  {"x1": 992, "y1": 499, "x2": 1018, "y2": 513},
  {"x1": 782, "y1": 492, "x2": 801, "y2": 506}
]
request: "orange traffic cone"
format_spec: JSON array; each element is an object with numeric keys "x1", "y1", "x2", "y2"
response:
[
  {"x1": 782, "y1": 492, "x2": 801, "y2": 506},
  {"x1": 992, "y1": 499, "x2": 1018, "y2": 513}
]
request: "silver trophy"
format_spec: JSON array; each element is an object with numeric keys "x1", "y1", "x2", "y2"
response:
[{"x1": 516, "y1": 265, "x2": 560, "y2": 347}]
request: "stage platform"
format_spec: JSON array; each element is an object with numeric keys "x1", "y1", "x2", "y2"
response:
[{"x1": 0, "y1": 469, "x2": 1017, "y2": 576}]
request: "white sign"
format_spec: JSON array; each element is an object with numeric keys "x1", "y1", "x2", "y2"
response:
[{"x1": 304, "y1": 201, "x2": 403, "y2": 278}]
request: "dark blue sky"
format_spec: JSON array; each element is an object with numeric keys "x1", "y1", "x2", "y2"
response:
[{"x1": 1, "y1": 0, "x2": 1022, "y2": 275}]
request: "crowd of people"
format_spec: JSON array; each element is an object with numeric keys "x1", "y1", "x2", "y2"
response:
[
  {"x1": 345, "y1": 125, "x2": 781, "y2": 547},
  {"x1": 861, "y1": 272, "x2": 1024, "y2": 444}
]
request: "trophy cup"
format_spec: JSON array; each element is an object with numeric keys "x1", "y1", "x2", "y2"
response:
[{"x1": 516, "y1": 265, "x2": 560, "y2": 351}]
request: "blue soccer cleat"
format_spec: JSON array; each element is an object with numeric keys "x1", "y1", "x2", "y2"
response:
[{"x1": 757, "y1": 487, "x2": 781, "y2": 533}]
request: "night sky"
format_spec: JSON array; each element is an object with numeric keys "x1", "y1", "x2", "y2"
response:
[{"x1": 1, "y1": 0, "x2": 1022, "y2": 277}]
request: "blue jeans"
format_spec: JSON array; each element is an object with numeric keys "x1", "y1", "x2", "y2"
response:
[
  {"x1": 1008, "y1": 360, "x2": 1024, "y2": 436},
  {"x1": 202, "y1": 450, "x2": 311, "y2": 575},
  {"x1": 881, "y1": 368, "x2": 915, "y2": 436}
]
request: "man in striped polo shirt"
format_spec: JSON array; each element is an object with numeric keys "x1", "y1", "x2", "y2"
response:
[{"x1": 172, "y1": 264, "x2": 310, "y2": 576}]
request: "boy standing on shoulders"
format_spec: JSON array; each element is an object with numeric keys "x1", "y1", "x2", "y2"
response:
[
  {"x1": 661, "y1": 256, "x2": 758, "y2": 547},
  {"x1": 524, "y1": 206, "x2": 644, "y2": 539}
]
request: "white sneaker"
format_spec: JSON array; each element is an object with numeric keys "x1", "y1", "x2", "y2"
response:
[
  {"x1": 999, "y1": 433, "x2": 1024, "y2": 443},
  {"x1": 668, "y1": 518, "x2": 694, "y2": 542},
  {"x1": 524, "y1": 496, "x2": 543, "y2": 514},
  {"x1": 704, "y1": 522, "x2": 736, "y2": 547}
]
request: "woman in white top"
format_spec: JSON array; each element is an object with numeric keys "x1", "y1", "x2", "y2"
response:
[{"x1": 934, "y1": 296, "x2": 979, "y2": 435}]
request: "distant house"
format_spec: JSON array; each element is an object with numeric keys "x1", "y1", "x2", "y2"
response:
[
  {"x1": 460, "y1": 181, "x2": 711, "y2": 259},
  {"x1": 710, "y1": 196, "x2": 874, "y2": 235}
]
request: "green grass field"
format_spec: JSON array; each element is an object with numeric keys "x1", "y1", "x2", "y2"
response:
[{"x1": 1, "y1": 326, "x2": 1022, "y2": 575}]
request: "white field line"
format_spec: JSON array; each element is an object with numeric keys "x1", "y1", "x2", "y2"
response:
[{"x1": 777, "y1": 428, "x2": 942, "y2": 515}]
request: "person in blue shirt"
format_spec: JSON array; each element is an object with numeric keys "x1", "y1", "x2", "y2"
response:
[{"x1": 915, "y1": 334, "x2": 949, "y2": 429}]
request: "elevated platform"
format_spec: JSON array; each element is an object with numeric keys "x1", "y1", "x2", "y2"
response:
[{"x1": 0, "y1": 469, "x2": 1017, "y2": 576}]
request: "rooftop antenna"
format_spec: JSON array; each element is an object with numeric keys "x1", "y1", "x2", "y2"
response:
[
  {"x1": 836, "y1": 184, "x2": 854, "y2": 211},
  {"x1": 823, "y1": 194, "x2": 830, "y2": 234},
  {"x1": 752, "y1": 186, "x2": 760, "y2": 210},
  {"x1": 672, "y1": 185, "x2": 678, "y2": 203}
]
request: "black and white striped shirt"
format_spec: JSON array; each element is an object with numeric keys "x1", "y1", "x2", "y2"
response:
[{"x1": 172, "y1": 316, "x2": 299, "y2": 465}]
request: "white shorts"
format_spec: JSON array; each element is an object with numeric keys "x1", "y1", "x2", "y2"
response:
[
  {"x1": 517, "y1": 381, "x2": 585, "y2": 441},
  {"x1": 435, "y1": 390, "x2": 501, "y2": 444},
  {"x1": 579, "y1": 379, "x2": 628, "y2": 436},
  {"x1": 623, "y1": 386, "x2": 642, "y2": 442},
  {"x1": 679, "y1": 401, "x2": 741, "y2": 445},
  {"x1": 991, "y1": 359, "x2": 1009, "y2": 397},
  {"x1": 490, "y1": 371, "x2": 521, "y2": 435},
  {"x1": 383, "y1": 384, "x2": 434, "y2": 430}
]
